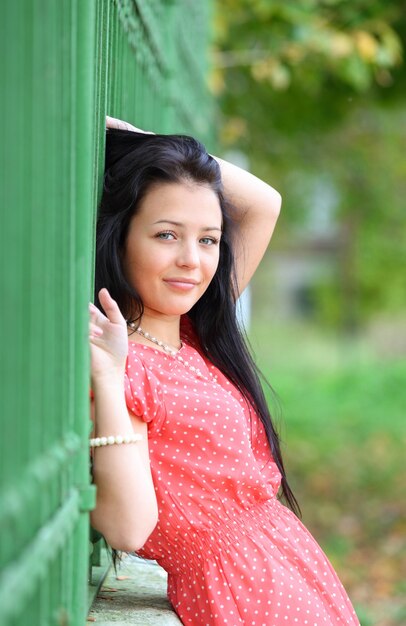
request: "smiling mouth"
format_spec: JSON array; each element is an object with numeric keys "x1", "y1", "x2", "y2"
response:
[{"x1": 163, "y1": 279, "x2": 200, "y2": 290}]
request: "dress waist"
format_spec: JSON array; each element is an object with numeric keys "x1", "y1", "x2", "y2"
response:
[{"x1": 156, "y1": 497, "x2": 283, "y2": 575}]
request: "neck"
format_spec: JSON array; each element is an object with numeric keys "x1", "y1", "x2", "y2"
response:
[{"x1": 128, "y1": 314, "x2": 181, "y2": 349}]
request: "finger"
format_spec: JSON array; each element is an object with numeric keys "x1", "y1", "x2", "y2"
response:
[
  {"x1": 89, "y1": 322, "x2": 103, "y2": 337},
  {"x1": 98, "y1": 288, "x2": 126, "y2": 326},
  {"x1": 89, "y1": 302, "x2": 108, "y2": 326},
  {"x1": 106, "y1": 115, "x2": 120, "y2": 129},
  {"x1": 89, "y1": 302, "x2": 99, "y2": 317},
  {"x1": 106, "y1": 115, "x2": 126, "y2": 130},
  {"x1": 105, "y1": 115, "x2": 153, "y2": 134},
  {"x1": 106, "y1": 115, "x2": 138, "y2": 132}
]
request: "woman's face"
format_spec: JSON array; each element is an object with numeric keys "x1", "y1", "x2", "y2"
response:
[{"x1": 123, "y1": 181, "x2": 222, "y2": 322}]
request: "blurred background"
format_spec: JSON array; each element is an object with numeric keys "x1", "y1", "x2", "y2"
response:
[
  {"x1": 212, "y1": 2, "x2": 406, "y2": 624},
  {"x1": 1, "y1": 2, "x2": 404, "y2": 625}
]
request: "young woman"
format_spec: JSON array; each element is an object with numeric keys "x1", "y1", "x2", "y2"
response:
[{"x1": 89, "y1": 117, "x2": 360, "y2": 626}]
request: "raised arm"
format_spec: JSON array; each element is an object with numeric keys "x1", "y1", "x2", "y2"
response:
[
  {"x1": 89, "y1": 288, "x2": 158, "y2": 551},
  {"x1": 215, "y1": 156, "x2": 281, "y2": 294}
]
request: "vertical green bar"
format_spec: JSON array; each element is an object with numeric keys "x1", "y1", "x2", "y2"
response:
[
  {"x1": 71, "y1": 0, "x2": 97, "y2": 623},
  {"x1": 0, "y1": 1, "x2": 96, "y2": 624},
  {"x1": 163, "y1": 0, "x2": 177, "y2": 133}
]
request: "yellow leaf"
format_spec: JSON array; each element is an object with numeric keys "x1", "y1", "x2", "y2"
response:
[
  {"x1": 269, "y1": 62, "x2": 291, "y2": 90},
  {"x1": 354, "y1": 31, "x2": 378, "y2": 62},
  {"x1": 329, "y1": 33, "x2": 354, "y2": 59},
  {"x1": 220, "y1": 117, "x2": 247, "y2": 145},
  {"x1": 251, "y1": 58, "x2": 291, "y2": 90},
  {"x1": 208, "y1": 67, "x2": 225, "y2": 95}
]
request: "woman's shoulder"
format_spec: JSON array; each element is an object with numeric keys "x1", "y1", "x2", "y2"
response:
[
  {"x1": 124, "y1": 342, "x2": 167, "y2": 424},
  {"x1": 126, "y1": 337, "x2": 184, "y2": 379},
  {"x1": 126, "y1": 339, "x2": 168, "y2": 370}
]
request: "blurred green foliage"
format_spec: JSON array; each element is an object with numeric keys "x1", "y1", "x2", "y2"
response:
[
  {"x1": 251, "y1": 320, "x2": 406, "y2": 626},
  {"x1": 213, "y1": 0, "x2": 406, "y2": 327},
  {"x1": 213, "y1": 0, "x2": 405, "y2": 126}
]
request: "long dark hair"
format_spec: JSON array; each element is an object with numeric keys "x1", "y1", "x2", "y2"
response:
[{"x1": 96, "y1": 129, "x2": 299, "y2": 516}]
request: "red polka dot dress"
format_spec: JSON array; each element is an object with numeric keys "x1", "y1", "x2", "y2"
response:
[{"x1": 124, "y1": 321, "x2": 360, "y2": 626}]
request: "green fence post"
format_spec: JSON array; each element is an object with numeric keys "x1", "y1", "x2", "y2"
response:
[{"x1": 0, "y1": 2, "x2": 96, "y2": 624}]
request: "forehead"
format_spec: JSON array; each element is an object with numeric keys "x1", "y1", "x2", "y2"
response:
[{"x1": 137, "y1": 182, "x2": 222, "y2": 227}]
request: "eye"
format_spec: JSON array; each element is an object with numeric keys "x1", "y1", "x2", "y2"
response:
[
  {"x1": 200, "y1": 236, "x2": 219, "y2": 246},
  {"x1": 156, "y1": 231, "x2": 176, "y2": 240}
]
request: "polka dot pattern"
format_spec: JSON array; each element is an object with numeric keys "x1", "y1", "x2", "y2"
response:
[{"x1": 124, "y1": 319, "x2": 360, "y2": 626}]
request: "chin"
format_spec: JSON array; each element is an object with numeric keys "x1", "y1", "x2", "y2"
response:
[
  {"x1": 144, "y1": 301, "x2": 197, "y2": 318},
  {"x1": 162, "y1": 305, "x2": 195, "y2": 316}
]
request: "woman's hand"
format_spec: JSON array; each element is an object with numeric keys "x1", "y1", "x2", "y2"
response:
[
  {"x1": 89, "y1": 288, "x2": 129, "y2": 383},
  {"x1": 106, "y1": 115, "x2": 154, "y2": 135}
]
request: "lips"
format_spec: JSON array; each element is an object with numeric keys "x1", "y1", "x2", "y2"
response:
[{"x1": 163, "y1": 278, "x2": 200, "y2": 290}]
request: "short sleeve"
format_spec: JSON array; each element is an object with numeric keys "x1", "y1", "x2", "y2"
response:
[{"x1": 124, "y1": 352, "x2": 166, "y2": 434}]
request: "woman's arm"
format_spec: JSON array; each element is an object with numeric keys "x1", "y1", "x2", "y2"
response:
[
  {"x1": 89, "y1": 289, "x2": 158, "y2": 551},
  {"x1": 215, "y1": 156, "x2": 281, "y2": 294},
  {"x1": 105, "y1": 116, "x2": 282, "y2": 294}
]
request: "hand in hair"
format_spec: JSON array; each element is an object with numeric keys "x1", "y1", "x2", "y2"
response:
[{"x1": 106, "y1": 115, "x2": 154, "y2": 135}]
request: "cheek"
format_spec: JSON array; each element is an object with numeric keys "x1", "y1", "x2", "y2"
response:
[
  {"x1": 205, "y1": 252, "x2": 221, "y2": 280},
  {"x1": 125, "y1": 242, "x2": 156, "y2": 275},
  {"x1": 129, "y1": 261, "x2": 154, "y2": 287},
  {"x1": 123, "y1": 251, "x2": 148, "y2": 290}
]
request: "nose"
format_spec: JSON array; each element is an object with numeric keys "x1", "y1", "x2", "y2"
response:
[{"x1": 176, "y1": 241, "x2": 200, "y2": 268}]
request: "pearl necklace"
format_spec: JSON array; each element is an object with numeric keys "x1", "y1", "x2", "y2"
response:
[{"x1": 127, "y1": 323, "x2": 209, "y2": 381}]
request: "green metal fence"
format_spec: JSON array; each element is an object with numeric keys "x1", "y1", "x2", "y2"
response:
[{"x1": 0, "y1": 1, "x2": 213, "y2": 624}]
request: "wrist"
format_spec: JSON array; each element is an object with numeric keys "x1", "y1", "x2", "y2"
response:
[{"x1": 91, "y1": 368, "x2": 125, "y2": 390}]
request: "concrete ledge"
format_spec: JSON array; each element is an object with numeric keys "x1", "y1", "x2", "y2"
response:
[{"x1": 88, "y1": 554, "x2": 182, "y2": 625}]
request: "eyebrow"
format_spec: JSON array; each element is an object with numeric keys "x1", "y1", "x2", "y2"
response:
[{"x1": 153, "y1": 219, "x2": 222, "y2": 232}]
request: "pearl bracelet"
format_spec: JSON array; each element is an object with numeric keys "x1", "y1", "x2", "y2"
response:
[{"x1": 90, "y1": 434, "x2": 142, "y2": 447}]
